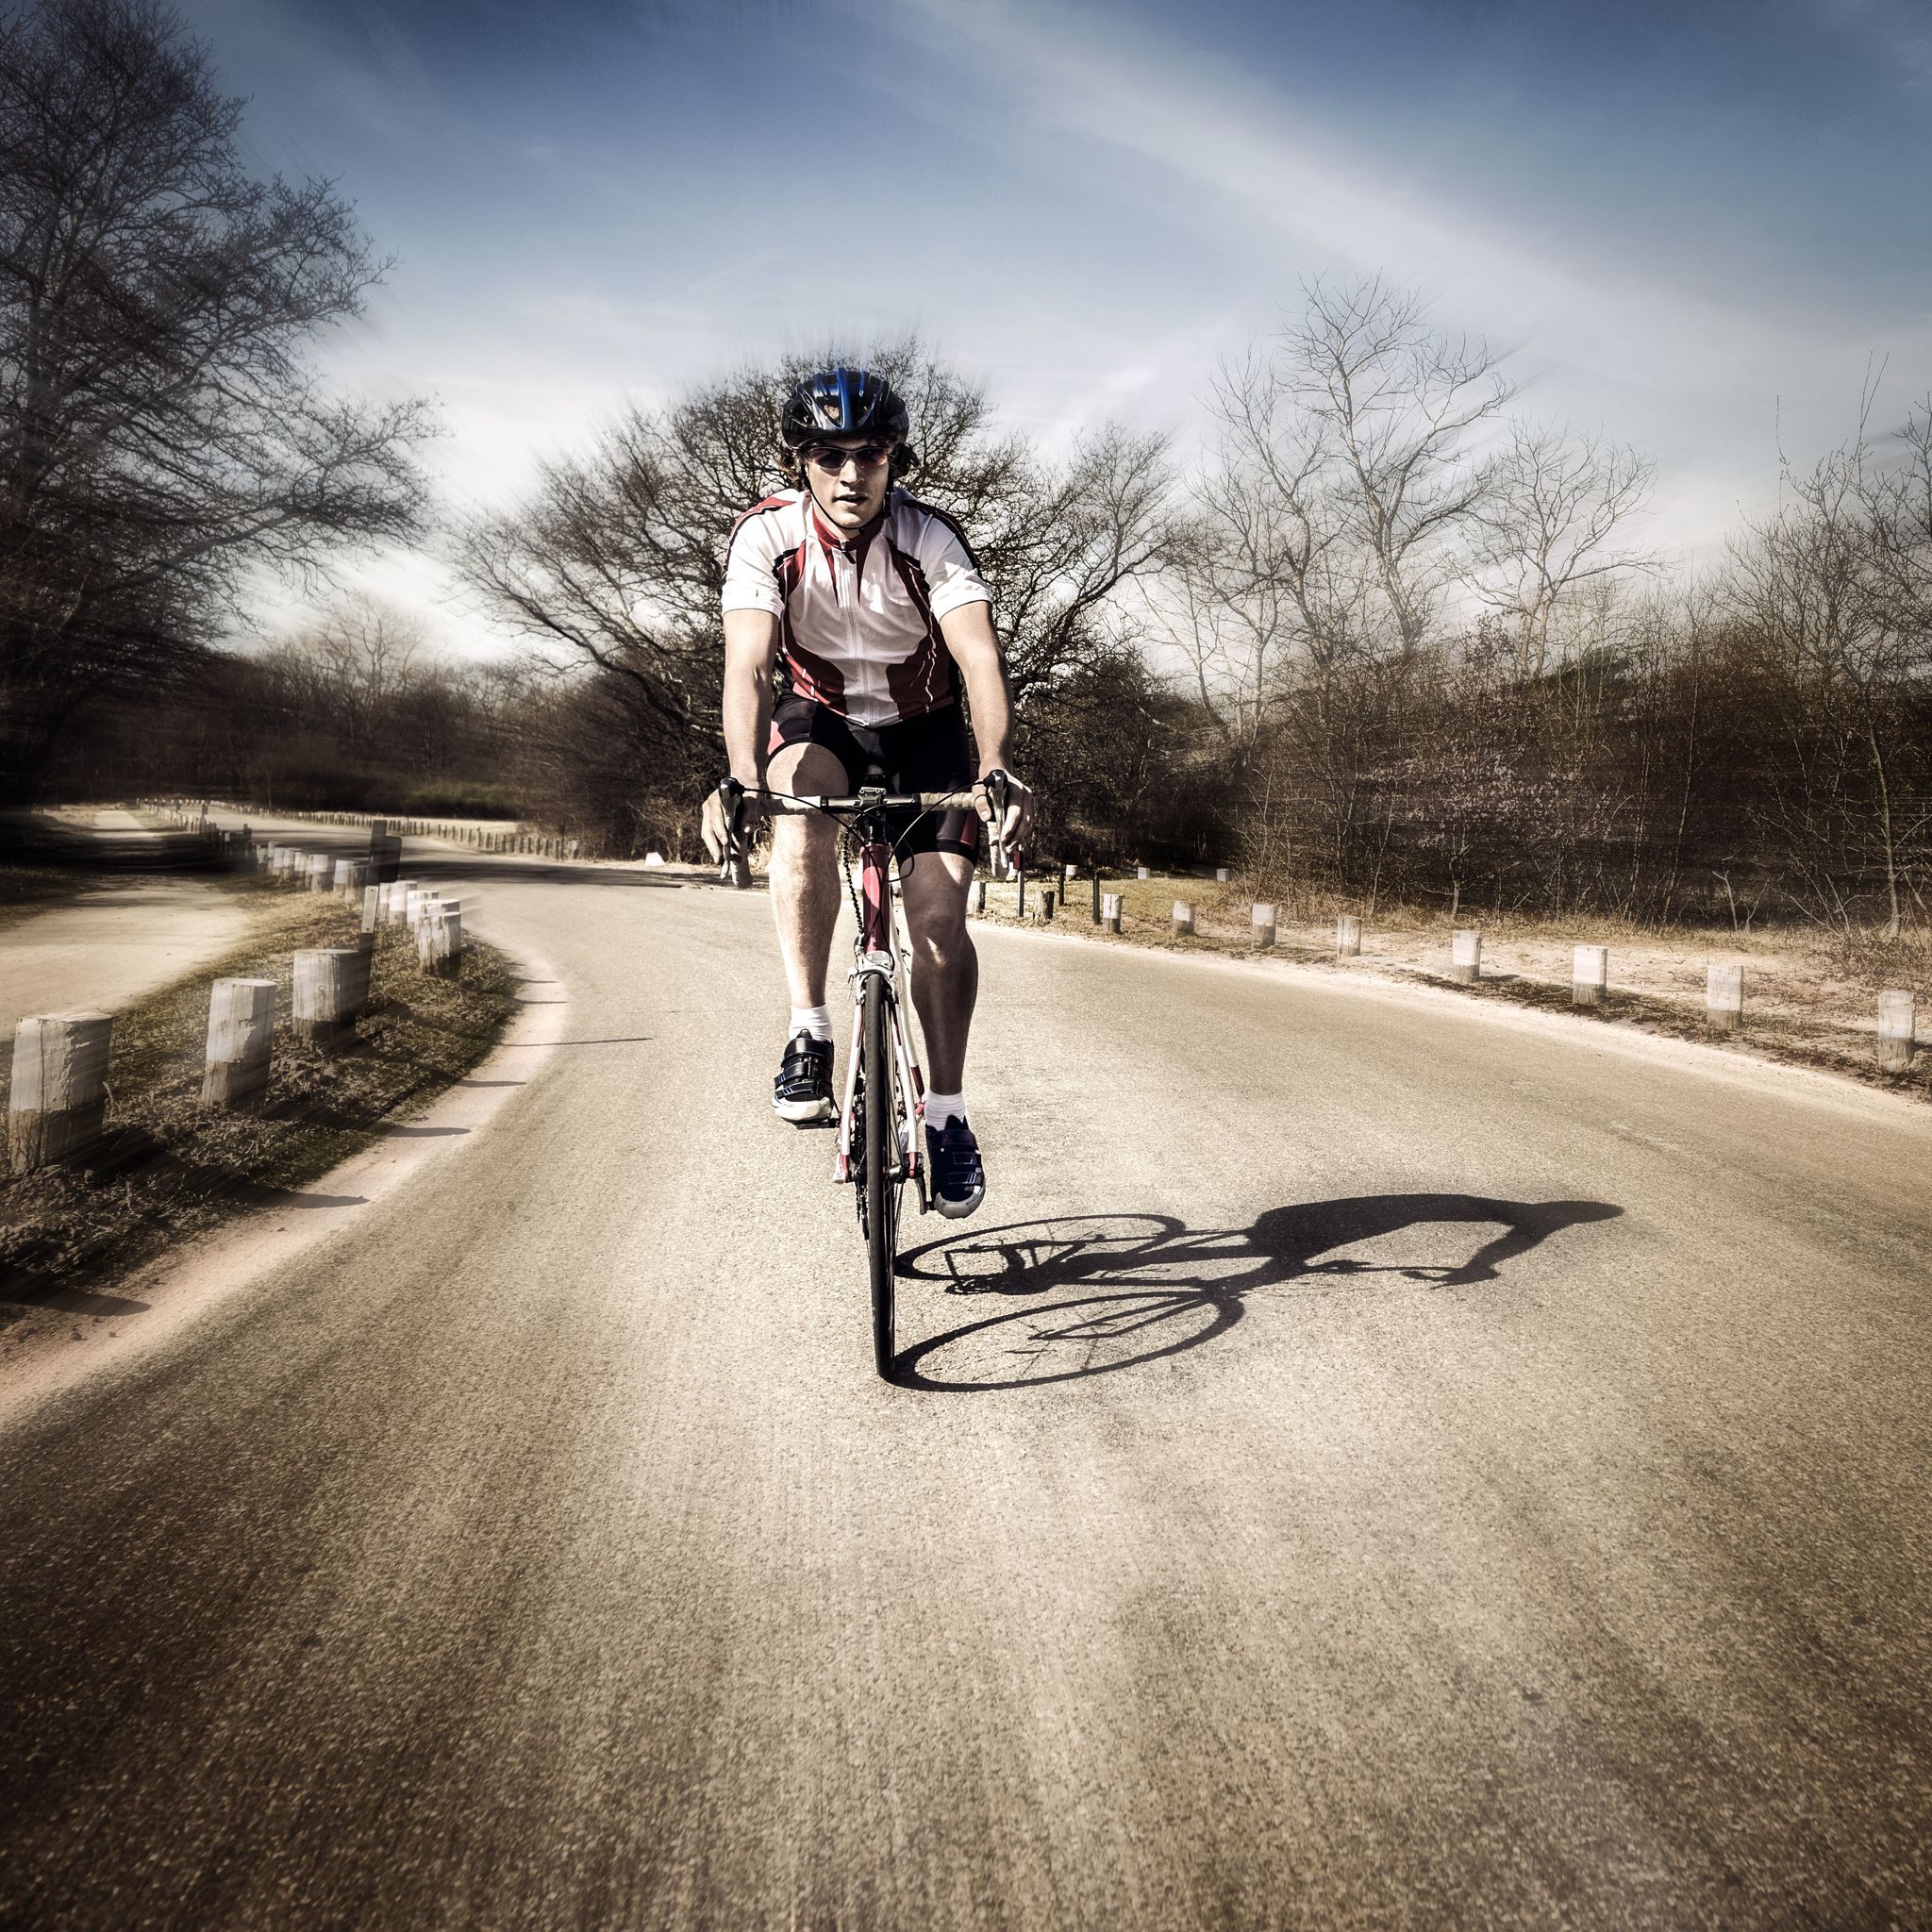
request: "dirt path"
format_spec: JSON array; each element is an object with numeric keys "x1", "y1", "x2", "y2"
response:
[{"x1": 0, "y1": 811, "x2": 253, "y2": 1048}]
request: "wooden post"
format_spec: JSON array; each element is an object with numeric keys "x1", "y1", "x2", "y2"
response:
[
  {"x1": 332, "y1": 858, "x2": 354, "y2": 897},
  {"x1": 1876, "y1": 990, "x2": 1916, "y2": 1071},
  {"x1": 1336, "y1": 914, "x2": 1362, "y2": 957},
  {"x1": 292, "y1": 949, "x2": 361, "y2": 1050},
  {"x1": 201, "y1": 978, "x2": 275, "y2": 1108},
  {"x1": 8, "y1": 1011, "x2": 113, "y2": 1172},
  {"x1": 1016, "y1": 870, "x2": 1027, "y2": 918},
  {"x1": 974, "y1": 879, "x2": 987, "y2": 915},
  {"x1": 1102, "y1": 891, "x2": 1123, "y2": 934},
  {"x1": 344, "y1": 936, "x2": 373, "y2": 1016},
  {"x1": 1707, "y1": 962, "x2": 1743, "y2": 1032},
  {"x1": 385, "y1": 880, "x2": 415, "y2": 926},
  {"x1": 1137, "y1": 864, "x2": 1150, "y2": 880},
  {"x1": 1574, "y1": 944, "x2": 1608, "y2": 1007},
  {"x1": 308, "y1": 853, "x2": 332, "y2": 893},
  {"x1": 418, "y1": 902, "x2": 462, "y2": 978},
  {"x1": 1252, "y1": 903, "x2": 1276, "y2": 948},
  {"x1": 1041, "y1": 888, "x2": 1056, "y2": 922},
  {"x1": 361, "y1": 884, "x2": 380, "y2": 932},
  {"x1": 1091, "y1": 872, "x2": 1102, "y2": 924},
  {"x1": 1173, "y1": 900, "x2": 1194, "y2": 937},
  {"x1": 1449, "y1": 929, "x2": 1482, "y2": 984}
]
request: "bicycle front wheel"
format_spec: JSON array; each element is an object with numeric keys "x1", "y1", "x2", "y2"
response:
[{"x1": 861, "y1": 973, "x2": 900, "y2": 1381}]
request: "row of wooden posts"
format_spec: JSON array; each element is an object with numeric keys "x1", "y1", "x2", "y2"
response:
[
  {"x1": 146, "y1": 799, "x2": 582, "y2": 863},
  {"x1": 7, "y1": 816, "x2": 468, "y2": 1176},
  {"x1": 971, "y1": 868, "x2": 1921, "y2": 1073}
]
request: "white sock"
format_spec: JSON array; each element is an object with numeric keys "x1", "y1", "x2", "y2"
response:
[
  {"x1": 789, "y1": 1005, "x2": 833, "y2": 1042},
  {"x1": 924, "y1": 1089, "x2": 966, "y2": 1128}
]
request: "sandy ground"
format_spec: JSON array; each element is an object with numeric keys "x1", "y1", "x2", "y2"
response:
[{"x1": 0, "y1": 810, "x2": 253, "y2": 1048}]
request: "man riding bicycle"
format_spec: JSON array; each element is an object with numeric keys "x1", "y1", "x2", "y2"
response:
[{"x1": 701, "y1": 365, "x2": 1033, "y2": 1220}]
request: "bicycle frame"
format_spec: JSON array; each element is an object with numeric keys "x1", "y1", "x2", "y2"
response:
[
  {"x1": 834, "y1": 811, "x2": 924, "y2": 1198},
  {"x1": 719, "y1": 776, "x2": 993, "y2": 1208},
  {"x1": 716, "y1": 771, "x2": 1011, "y2": 1377}
]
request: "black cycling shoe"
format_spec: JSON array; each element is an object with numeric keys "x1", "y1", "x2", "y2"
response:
[
  {"x1": 773, "y1": 1031, "x2": 837, "y2": 1123},
  {"x1": 924, "y1": 1115, "x2": 985, "y2": 1219}
]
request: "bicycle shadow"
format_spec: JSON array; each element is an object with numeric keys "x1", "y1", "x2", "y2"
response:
[{"x1": 893, "y1": 1194, "x2": 1623, "y2": 1391}]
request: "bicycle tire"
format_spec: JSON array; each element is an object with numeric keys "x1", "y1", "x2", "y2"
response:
[{"x1": 861, "y1": 973, "x2": 899, "y2": 1380}]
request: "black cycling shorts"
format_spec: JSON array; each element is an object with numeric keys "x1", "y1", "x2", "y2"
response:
[{"x1": 768, "y1": 692, "x2": 982, "y2": 862}]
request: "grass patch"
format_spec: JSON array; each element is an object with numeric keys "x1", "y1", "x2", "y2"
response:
[
  {"x1": 0, "y1": 873, "x2": 520, "y2": 1329},
  {"x1": 1436, "y1": 969, "x2": 1932, "y2": 1101},
  {"x1": 973, "y1": 869, "x2": 1932, "y2": 1104}
]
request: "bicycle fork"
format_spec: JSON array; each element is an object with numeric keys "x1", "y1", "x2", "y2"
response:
[{"x1": 835, "y1": 841, "x2": 926, "y2": 1202}]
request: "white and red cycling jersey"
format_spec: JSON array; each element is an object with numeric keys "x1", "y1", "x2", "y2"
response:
[{"x1": 720, "y1": 487, "x2": 992, "y2": 729}]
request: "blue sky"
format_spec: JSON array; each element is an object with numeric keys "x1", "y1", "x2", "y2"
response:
[{"x1": 181, "y1": 0, "x2": 1932, "y2": 649}]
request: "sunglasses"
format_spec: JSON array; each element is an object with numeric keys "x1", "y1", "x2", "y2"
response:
[{"x1": 804, "y1": 441, "x2": 894, "y2": 473}]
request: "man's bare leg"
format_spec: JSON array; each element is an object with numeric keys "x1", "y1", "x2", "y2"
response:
[
  {"x1": 765, "y1": 740, "x2": 847, "y2": 1011},
  {"x1": 898, "y1": 851, "x2": 977, "y2": 1093}
]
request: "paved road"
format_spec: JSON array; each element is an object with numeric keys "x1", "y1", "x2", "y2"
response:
[
  {"x1": 2, "y1": 820, "x2": 1928, "y2": 1930},
  {"x1": 0, "y1": 811, "x2": 251, "y2": 1045}
]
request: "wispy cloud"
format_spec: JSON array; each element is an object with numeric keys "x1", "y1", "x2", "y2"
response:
[
  {"x1": 880, "y1": 0, "x2": 1932, "y2": 554},
  {"x1": 1804, "y1": 0, "x2": 1932, "y2": 90},
  {"x1": 891, "y1": 0, "x2": 1803, "y2": 394}
]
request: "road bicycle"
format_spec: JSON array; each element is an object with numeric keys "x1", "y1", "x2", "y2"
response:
[{"x1": 719, "y1": 772, "x2": 1008, "y2": 1380}]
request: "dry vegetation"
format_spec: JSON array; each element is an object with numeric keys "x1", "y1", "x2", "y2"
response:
[
  {"x1": 974, "y1": 868, "x2": 1932, "y2": 1103},
  {"x1": 0, "y1": 874, "x2": 520, "y2": 1347}
]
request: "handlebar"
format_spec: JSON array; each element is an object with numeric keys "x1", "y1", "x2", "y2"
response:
[
  {"x1": 759, "y1": 790, "x2": 978, "y2": 813},
  {"x1": 713, "y1": 780, "x2": 1018, "y2": 886}
]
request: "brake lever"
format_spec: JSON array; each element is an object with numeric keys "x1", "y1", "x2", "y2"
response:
[
  {"x1": 715, "y1": 779, "x2": 753, "y2": 889},
  {"x1": 982, "y1": 770, "x2": 1011, "y2": 876}
]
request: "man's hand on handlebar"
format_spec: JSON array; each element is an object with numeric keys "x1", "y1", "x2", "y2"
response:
[
  {"x1": 701, "y1": 774, "x2": 766, "y2": 863},
  {"x1": 973, "y1": 767, "x2": 1034, "y2": 862}
]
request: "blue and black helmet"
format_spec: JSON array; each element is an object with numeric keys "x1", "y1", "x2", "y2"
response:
[{"x1": 780, "y1": 365, "x2": 911, "y2": 453}]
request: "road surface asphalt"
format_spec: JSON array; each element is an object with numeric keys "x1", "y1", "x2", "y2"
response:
[{"x1": 2, "y1": 818, "x2": 1928, "y2": 1930}]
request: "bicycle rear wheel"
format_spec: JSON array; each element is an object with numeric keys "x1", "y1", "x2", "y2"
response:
[{"x1": 860, "y1": 973, "x2": 900, "y2": 1380}]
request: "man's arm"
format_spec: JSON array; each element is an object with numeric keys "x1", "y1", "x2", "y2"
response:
[
  {"x1": 722, "y1": 607, "x2": 779, "y2": 785},
  {"x1": 702, "y1": 608, "x2": 779, "y2": 859},
  {"x1": 939, "y1": 600, "x2": 1036, "y2": 852}
]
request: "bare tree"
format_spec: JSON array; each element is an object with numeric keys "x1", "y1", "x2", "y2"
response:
[
  {"x1": 0, "y1": 0, "x2": 432, "y2": 796},
  {"x1": 1465, "y1": 423, "x2": 1656, "y2": 679},
  {"x1": 265, "y1": 592, "x2": 425, "y2": 760},
  {"x1": 456, "y1": 344, "x2": 1174, "y2": 825},
  {"x1": 1725, "y1": 392, "x2": 1932, "y2": 937},
  {"x1": 1145, "y1": 344, "x2": 1382, "y2": 750},
  {"x1": 1278, "y1": 275, "x2": 1511, "y2": 657}
]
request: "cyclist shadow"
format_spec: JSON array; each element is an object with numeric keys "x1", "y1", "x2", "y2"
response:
[{"x1": 893, "y1": 1194, "x2": 1623, "y2": 1391}]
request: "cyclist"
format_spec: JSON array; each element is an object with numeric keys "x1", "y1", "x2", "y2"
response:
[{"x1": 702, "y1": 365, "x2": 1033, "y2": 1219}]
